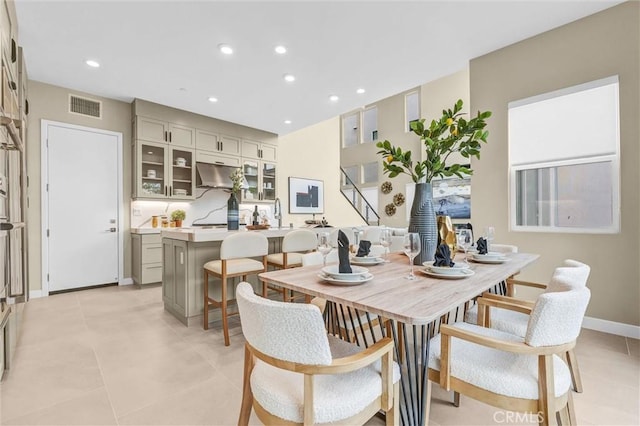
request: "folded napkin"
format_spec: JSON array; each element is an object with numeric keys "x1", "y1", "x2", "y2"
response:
[
  {"x1": 433, "y1": 244, "x2": 455, "y2": 267},
  {"x1": 476, "y1": 237, "x2": 488, "y2": 254},
  {"x1": 337, "y1": 230, "x2": 353, "y2": 273},
  {"x1": 356, "y1": 240, "x2": 372, "y2": 257}
]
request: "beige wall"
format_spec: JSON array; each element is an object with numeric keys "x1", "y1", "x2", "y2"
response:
[
  {"x1": 277, "y1": 117, "x2": 363, "y2": 228},
  {"x1": 470, "y1": 2, "x2": 639, "y2": 325},
  {"x1": 26, "y1": 81, "x2": 132, "y2": 292}
]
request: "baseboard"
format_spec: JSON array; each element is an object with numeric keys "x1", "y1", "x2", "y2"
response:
[
  {"x1": 582, "y1": 316, "x2": 640, "y2": 339},
  {"x1": 119, "y1": 278, "x2": 134, "y2": 286},
  {"x1": 29, "y1": 290, "x2": 44, "y2": 299}
]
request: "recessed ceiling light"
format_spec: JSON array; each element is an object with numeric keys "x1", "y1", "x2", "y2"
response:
[
  {"x1": 356, "y1": 88, "x2": 366, "y2": 94},
  {"x1": 283, "y1": 74, "x2": 295, "y2": 82},
  {"x1": 218, "y1": 44, "x2": 233, "y2": 55},
  {"x1": 274, "y1": 45, "x2": 287, "y2": 54},
  {"x1": 284, "y1": 120, "x2": 292, "y2": 124},
  {"x1": 329, "y1": 95, "x2": 339, "y2": 102},
  {"x1": 208, "y1": 97, "x2": 218, "y2": 103},
  {"x1": 85, "y1": 60, "x2": 100, "y2": 68}
]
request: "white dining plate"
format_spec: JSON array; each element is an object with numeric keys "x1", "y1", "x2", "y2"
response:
[
  {"x1": 318, "y1": 273, "x2": 374, "y2": 286},
  {"x1": 423, "y1": 262, "x2": 469, "y2": 275},
  {"x1": 321, "y1": 265, "x2": 370, "y2": 281},
  {"x1": 420, "y1": 268, "x2": 475, "y2": 279},
  {"x1": 470, "y1": 256, "x2": 511, "y2": 264},
  {"x1": 350, "y1": 257, "x2": 384, "y2": 266}
]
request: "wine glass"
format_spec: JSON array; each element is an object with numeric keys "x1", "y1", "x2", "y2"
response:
[
  {"x1": 484, "y1": 226, "x2": 495, "y2": 253},
  {"x1": 457, "y1": 229, "x2": 473, "y2": 264},
  {"x1": 403, "y1": 233, "x2": 421, "y2": 280},
  {"x1": 379, "y1": 228, "x2": 392, "y2": 262},
  {"x1": 317, "y1": 232, "x2": 332, "y2": 266}
]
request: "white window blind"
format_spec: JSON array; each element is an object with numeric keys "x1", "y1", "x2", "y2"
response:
[{"x1": 508, "y1": 76, "x2": 619, "y2": 166}]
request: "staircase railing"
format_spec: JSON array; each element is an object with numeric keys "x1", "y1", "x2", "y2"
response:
[{"x1": 339, "y1": 166, "x2": 380, "y2": 226}]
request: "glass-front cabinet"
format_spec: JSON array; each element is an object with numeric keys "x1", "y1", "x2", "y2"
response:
[
  {"x1": 135, "y1": 141, "x2": 194, "y2": 200},
  {"x1": 241, "y1": 159, "x2": 276, "y2": 202}
]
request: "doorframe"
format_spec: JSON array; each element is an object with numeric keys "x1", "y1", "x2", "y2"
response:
[{"x1": 40, "y1": 120, "x2": 124, "y2": 296}]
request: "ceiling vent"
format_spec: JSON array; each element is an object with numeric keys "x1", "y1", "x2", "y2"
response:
[{"x1": 69, "y1": 94, "x2": 102, "y2": 118}]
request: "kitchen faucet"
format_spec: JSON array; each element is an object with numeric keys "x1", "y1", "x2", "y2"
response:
[{"x1": 274, "y1": 198, "x2": 282, "y2": 229}]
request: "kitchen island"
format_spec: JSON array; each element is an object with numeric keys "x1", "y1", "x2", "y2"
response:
[{"x1": 160, "y1": 227, "x2": 295, "y2": 327}]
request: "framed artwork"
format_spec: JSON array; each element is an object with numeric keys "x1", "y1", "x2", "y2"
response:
[
  {"x1": 405, "y1": 165, "x2": 472, "y2": 220},
  {"x1": 432, "y1": 170, "x2": 471, "y2": 219},
  {"x1": 288, "y1": 177, "x2": 324, "y2": 214}
]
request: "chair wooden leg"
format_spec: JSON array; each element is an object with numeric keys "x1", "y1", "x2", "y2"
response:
[
  {"x1": 203, "y1": 270, "x2": 209, "y2": 330},
  {"x1": 424, "y1": 380, "x2": 433, "y2": 424},
  {"x1": 566, "y1": 390, "x2": 577, "y2": 425},
  {"x1": 238, "y1": 344, "x2": 254, "y2": 426},
  {"x1": 537, "y1": 355, "x2": 554, "y2": 426},
  {"x1": 453, "y1": 391, "x2": 460, "y2": 407},
  {"x1": 387, "y1": 381, "x2": 400, "y2": 426},
  {"x1": 566, "y1": 349, "x2": 583, "y2": 393},
  {"x1": 221, "y1": 275, "x2": 230, "y2": 346}
]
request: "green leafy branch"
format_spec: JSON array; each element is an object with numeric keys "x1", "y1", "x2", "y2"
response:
[{"x1": 376, "y1": 99, "x2": 491, "y2": 183}]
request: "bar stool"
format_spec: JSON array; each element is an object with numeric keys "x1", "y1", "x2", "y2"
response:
[
  {"x1": 263, "y1": 229, "x2": 317, "y2": 302},
  {"x1": 203, "y1": 232, "x2": 268, "y2": 346}
]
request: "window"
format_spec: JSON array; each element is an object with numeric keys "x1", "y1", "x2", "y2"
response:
[
  {"x1": 509, "y1": 76, "x2": 620, "y2": 233},
  {"x1": 362, "y1": 107, "x2": 378, "y2": 143},
  {"x1": 362, "y1": 161, "x2": 378, "y2": 184},
  {"x1": 342, "y1": 112, "x2": 360, "y2": 147},
  {"x1": 405, "y1": 91, "x2": 420, "y2": 132},
  {"x1": 342, "y1": 165, "x2": 359, "y2": 186}
]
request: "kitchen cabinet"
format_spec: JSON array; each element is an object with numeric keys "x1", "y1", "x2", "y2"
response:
[
  {"x1": 162, "y1": 238, "x2": 188, "y2": 318},
  {"x1": 241, "y1": 159, "x2": 276, "y2": 202},
  {"x1": 195, "y1": 130, "x2": 240, "y2": 156},
  {"x1": 195, "y1": 150, "x2": 240, "y2": 168},
  {"x1": 132, "y1": 234, "x2": 163, "y2": 285},
  {"x1": 134, "y1": 141, "x2": 195, "y2": 200},
  {"x1": 136, "y1": 116, "x2": 195, "y2": 148},
  {"x1": 241, "y1": 139, "x2": 277, "y2": 162}
]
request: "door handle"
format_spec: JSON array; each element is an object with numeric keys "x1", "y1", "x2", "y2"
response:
[
  {"x1": 169, "y1": 132, "x2": 172, "y2": 142},
  {"x1": 106, "y1": 228, "x2": 117, "y2": 232},
  {"x1": 164, "y1": 131, "x2": 168, "y2": 141}
]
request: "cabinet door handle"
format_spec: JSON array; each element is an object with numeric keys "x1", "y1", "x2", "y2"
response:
[
  {"x1": 221, "y1": 141, "x2": 223, "y2": 151},
  {"x1": 25, "y1": 99, "x2": 29, "y2": 115},
  {"x1": 9, "y1": 81, "x2": 16, "y2": 91},
  {"x1": 11, "y1": 39, "x2": 16, "y2": 63},
  {"x1": 164, "y1": 131, "x2": 168, "y2": 142},
  {"x1": 169, "y1": 132, "x2": 172, "y2": 142},
  {"x1": 165, "y1": 185, "x2": 168, "y2": 196}
]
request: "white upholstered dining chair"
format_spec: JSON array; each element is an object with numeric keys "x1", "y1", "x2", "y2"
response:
[
  {"x1": 465, "y1": 259, "x2": 590, "y2": 392},
  {"x1": 264, "y1": 229, "x2": 318, "y2": 302},
  {"x1": 236, "y1": 282, "x2": 400, "y2": 426},
  {"x1": 428, "y1": 282, "x2": 591, "y2": 426}
]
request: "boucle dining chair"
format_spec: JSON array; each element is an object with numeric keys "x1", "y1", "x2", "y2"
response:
[
  {"x1": 428, "y1": 283, "x2": 591, "y2": 426},
  {"x1": 203, "y1": 232, "x2": 268, "y2": 346},
  {"x1": 236, "y1": 282, "x2": 400, "y2": 426},
  {"x1": 465, "y1": 259, "x2": 590, "y2": 393},
  {"x1": 264, "y1": 229, "x2": 318, "y2": 302}
]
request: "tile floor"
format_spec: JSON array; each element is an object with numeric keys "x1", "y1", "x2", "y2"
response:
[{"x1": 0, "y1": 284, "x2": 638, "y2": 425}]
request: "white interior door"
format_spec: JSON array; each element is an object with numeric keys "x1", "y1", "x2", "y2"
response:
[{"x1": 44, "y1": 122, "x2": 121, "y2": 292}]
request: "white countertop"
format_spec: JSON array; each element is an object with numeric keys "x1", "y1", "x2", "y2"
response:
[
  {"x1": 159, "y1": 227, "x2": 297, "y2": 242},
  {"x1": 131, "y1": 228, "x2": 162, "y2": 235}
]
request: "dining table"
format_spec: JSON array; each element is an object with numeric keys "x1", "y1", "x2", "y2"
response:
[{"x1": 259, "y1": 251, "x2": 539, "y2": 426}]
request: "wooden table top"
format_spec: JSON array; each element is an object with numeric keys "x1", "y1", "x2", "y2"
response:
[{"x1": 259, "y1": 252, "x2": 539, "y2": 325}]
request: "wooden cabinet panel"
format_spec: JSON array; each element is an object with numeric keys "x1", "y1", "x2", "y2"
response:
[
  {"x1": 219, "y1": 135, "x2": 241, "y2": 156},
  {"x1": 241, "y1": 139, "x2": 260, "y2": 159},
  {"x1": 195, "y1": 129, "x2": 218, "y2": 151},
  {"x1": 132, "y1": 234, "x2": 163, "y2": 285},
  {"x1": 141, "y1": 244, "x2": 162, "y2": 263},
  {"x1": 168, "y1": 123, "x2": 194, "y2": 148},
  {"x1": 137, "y1": 116, "x2": 168, "y2": 143},
  {"x1": 195, "y1": 150, "x2": 240, "y2": 167},
  {"x1": 261, "y1": 144, "x2": 277, "y2": 162}
]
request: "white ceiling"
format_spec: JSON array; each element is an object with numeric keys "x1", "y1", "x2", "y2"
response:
[{"x1": 15, "y1": 0, "x2": 622, "y2": 136}]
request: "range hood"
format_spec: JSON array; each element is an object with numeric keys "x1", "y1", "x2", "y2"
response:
[{"x1": 195, "y1": 162, "x2": 235, "y2": 189}]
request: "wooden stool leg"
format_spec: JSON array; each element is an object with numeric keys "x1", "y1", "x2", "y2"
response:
[
  {"x1": 566, "y1": 349, "x2": 583, "y2": 393},
  {"x1": 203, "y1": 269, "x2": 209, "y2": 330},
  {"x1": 238, "y1": 344, "x2": 254, "y2": 426},
  {"x1": 222, "y1": 274, "x2": 230, "y2": 346}
]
